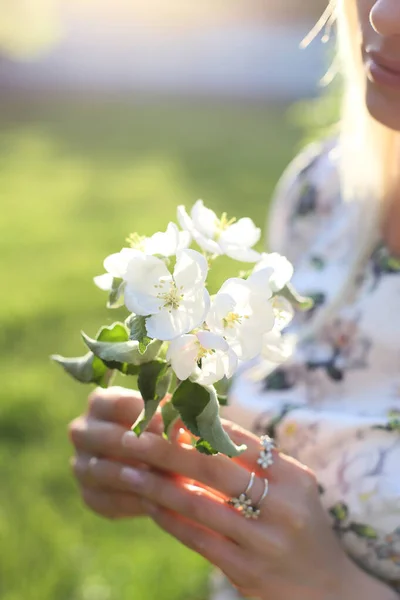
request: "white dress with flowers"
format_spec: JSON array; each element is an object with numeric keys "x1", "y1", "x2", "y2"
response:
[{"x1": 211, "y1": 140, "x2": 400, "y2": 599}]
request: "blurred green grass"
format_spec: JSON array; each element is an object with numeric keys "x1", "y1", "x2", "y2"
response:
[{"x1": 0, "y1": 95, "x2": 300, "y2": 600}]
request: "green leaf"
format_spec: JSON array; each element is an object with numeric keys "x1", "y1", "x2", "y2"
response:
[
  {"x1": 161, "y1": 401, "x2": 180, "y2": 439},
  {"x1": 133, "y1": 361, "x2": 172, "y2": 435},
  {"x1": 171, "y1": 380, "x2": 246, "y2": 458},
  {"x1": 278, "y1": 283, "x2": 314, "y2": 312},
  {"x1": 214, "y1": 376, "x2": 232, "y2": 402},
  {"x1": 348, "y1": 523, "x2": 378, "y2": 539},
  {"x1": 107, "y1": 277, "x2": 125, "y2": 309},
  {"x1": 139, "y1": 336, "x2": 152, "y2": 355},
  {"x1": 329, "y1": 502, "x2": 349, "y2": 523},
  {"x1": 81, "y1": 327, "x2": 162, "y2": 368},
  {"x1": 195, "y1": 439, "x2": 219, "y2": 455},
  {"x1": 96, "y1": 322, "x2": 129, "y2": 343},
  {"x1": 51, "y1": 352, "x2": 111, "y2": 388},
  {"x1": 126, "y1": 315, "x2": 148, "y2": 341}
]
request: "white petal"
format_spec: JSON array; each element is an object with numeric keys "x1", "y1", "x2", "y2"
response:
[
  {"x1": 247, "y1": 268, "x2": 273, "y2": 300},
  {"x1": 104, "y1": 248, "x2": 140, "y2": 278},
  {"x1": 191, "y1": 199, "x2": 218, "y2": 238},
  {"x1": 221, "y1": 245, "x2": 261, "y2": 262},
  {"x1": 192, "y1": 230, "x2": 222, "y2": 255},
  {"x1": 236, "y1": 329, "x2": 264, "y2": 361},
  {"x1": 93, "y1": 273, "x2": 113, "y2": 291},
  {"x1": 220, "y1": 218, "x2": 261, "y2": 247},
  {"x1": 247, "y1": 301, "x2": 276, "y2": 334},
  {"x1": 206, "y1": 293, "x2": 235, "y2": 334},
  {"x1": 225, "y1": 347, "x2": 239, "y2": 378},
  {"x1": 144, "y1": 222, "x2": 180, "y2": 257},
  {"x1": 167, "y1": 334, "x2": 198, "y2": 380},
  {"x1": 218, "y1": 278, "x2": 251, "y2": 311},
  {"x1": 196, "y1": 330, "x2": 228, "y2": 352},
  {"x1": 254, "y1": 253, "x2": 294, "y2": 292},
  {"x1": 262, "y1": 330, "x2": 295, "y2": 363},
  {"x1": 177, "y1": 205, "x2": 194, "y2": 233},
  {"x1": 177, "y1": 230, "x2": 192, "y2": 251},
  {"x1": 124, "y1": 286, "x2": 163, "y2": 316},
  {"x1": 195, "y1": 355, "x2": 222, "y2": 385},
  {"x1": 181, "y1": 287, "x2": 211, "y2": 332},
  {"x1": 196, "y1": 346, "x2": 238, "y2": 385},
  {"x1": 173, "y1": 249, "x2": 208, "y2": 290},
  {"x1": 146, "y1": 309, "x2": 188, "y2": 341},
  {"x1": 272, "y1": 296, "x2": 295, "y2": 331},
  {"x1": 125, "y1": 253, "x2": 171, "y2": 293}
]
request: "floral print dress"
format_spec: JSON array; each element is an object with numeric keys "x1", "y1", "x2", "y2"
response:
[{"x1": 211, "y1": 140, "x2": 400, "y2": 599}]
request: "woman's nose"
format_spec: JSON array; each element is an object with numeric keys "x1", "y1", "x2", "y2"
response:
[{"x1": 370, "y1": 0, "x2": 400, "y2": 37}]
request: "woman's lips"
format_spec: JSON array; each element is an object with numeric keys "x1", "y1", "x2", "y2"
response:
[{"x1": 366, "y1": 53, "x2": 400, "y2": 90}]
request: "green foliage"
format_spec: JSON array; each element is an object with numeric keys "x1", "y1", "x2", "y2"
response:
[
  {"x1": 51, "y1": 351, "x2": 110, "y2": 387},
  {"x1": 126, "y1": 314, "x2": 148, "y2": 341},
  {"x1": 278, "y1": 283, "x2": 314, "y2": 311},
  {"x1": 171, "y1": 380, "x2": 246, "y2": 457},
  {"x1": 0, "y1": 95, "x2": 300, "y2": 600},
  {"x1": 161, "y1": 401, "x2": 180, "y2": 439},
  {"x1": 107, "y1": 277, "x2": 125, "y2": 308},
  {"x1": 134, "y1": 361, "x2": 172, "y2": 435}
]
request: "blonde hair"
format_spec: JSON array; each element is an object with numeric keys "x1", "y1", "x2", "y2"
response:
[{"x1": 300, "y1": 0, "x2": 398, "y2": 338}]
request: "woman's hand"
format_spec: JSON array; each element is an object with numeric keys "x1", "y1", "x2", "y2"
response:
[
  {"x1": 68, "y1": 386, "x2": 165, "y2": 520},
  {"x1": 69, "y1": 388, "x2": 397, "y2": 600}
]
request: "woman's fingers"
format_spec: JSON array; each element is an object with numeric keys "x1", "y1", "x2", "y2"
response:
[
  {"x1": 144, "y1": 502, "x2": 252, "y2": 589},
  {"x1": 87, "y1": 387, "x2": 164, "y2": 433},
  {"x1": 120, "y1": 429, "x2": 294, "y2": 509},
  {"x1": 70, "y1": 418, "x2": 131, "y2": 458},
  {"x1": 80, "y1": 487, "x2": 147, "y2": 519},
  {"x1": 220, "y1": 419, "x2": 311, "y2": 484},
  {"x1": 74, "y1": 454, "x2": 258, "y2": 547}
]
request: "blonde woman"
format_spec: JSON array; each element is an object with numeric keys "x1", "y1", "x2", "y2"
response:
[{"x1": 69, "y1": 1, "x2": 400, "y2": 598}]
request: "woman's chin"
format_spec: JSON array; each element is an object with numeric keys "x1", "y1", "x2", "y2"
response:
[{"x1": 366, "y1": 85, "x2": 400, "y2": 131}]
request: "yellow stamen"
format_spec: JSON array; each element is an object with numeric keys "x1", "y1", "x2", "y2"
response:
[
  {"x1": 157, "y1": 282, "x2": 183, "y2": 312},
  {"x1": 126, "y1": 232, "x2": 146, "y2": 251},
  {"x1": 215, "y1": 212, "x2": 236, "y2": 240},
  {"x1": 223, "y1": 312, "x2": 242, "y2": 329}
]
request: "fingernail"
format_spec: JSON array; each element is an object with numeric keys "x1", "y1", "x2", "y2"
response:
[
  {"x1": 122, "y1": 431, "x2": 150, "y2": 449},
  {"x1": 120, "y1": 467, "x2": 146, "y2": 488},
  {"x1": 88, "y1": 457, "x2": 98, "y2": 470},
  {"x1": 72, "y1": 456, "x2": 90, "y2": 476}
]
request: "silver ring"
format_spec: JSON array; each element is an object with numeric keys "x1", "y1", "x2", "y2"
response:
[
  {"x1": 249, "y1": 479, "x2": 269, "y2": 520},
  {"x1": 244, "y1": 471, "x2": 256, "y2": 495},
  {"x1": 227, "y1": 472, "x2": 263, "y2": 520},
  {"x1": 257, "y1": 435, "x2": 275, "y2": 470},
  {"x1": 258, "y1": 478, "x2": 269, "y2": 506}
]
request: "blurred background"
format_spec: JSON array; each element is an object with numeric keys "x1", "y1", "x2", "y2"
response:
[{"x1": 0, "y1": 1, "x2": 335, "y2": 599}]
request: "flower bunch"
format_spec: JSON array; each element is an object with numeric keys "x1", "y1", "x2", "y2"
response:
[{"x1": 52, "y1": 201, "x2": 312, "y2": 457}]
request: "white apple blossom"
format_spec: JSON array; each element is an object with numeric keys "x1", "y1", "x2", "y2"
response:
[
  {"x1": 206, "y1": 270, "x2": 275, "y2": 361},
  {"x1": 177, "y1": 200, "x2": 261, "y2": 262},
  {"x1": 261, "y1": 328, "x2": 296, "y2": 363},
  {"x1": 253, "y1": 252, "x2": 294, "y2": 292},
  {"x1": 94, "y1": 223, "x2": 190, "y2": 291},
  {"x1": 94, "y1": 247, "x2": 141, "y2": 291},
  {"x1": 124, "y1": 249, "x2": 210, "y2": 341},
  {"x1": 270, "y1": 295, "x2": 295, "y2": 331},
  {"x1": 167, "y1": 330, "x2": 238, "y2": 385},
  {"x1": 142, "y1": 222, "x2": 191, "y2": 257}
]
